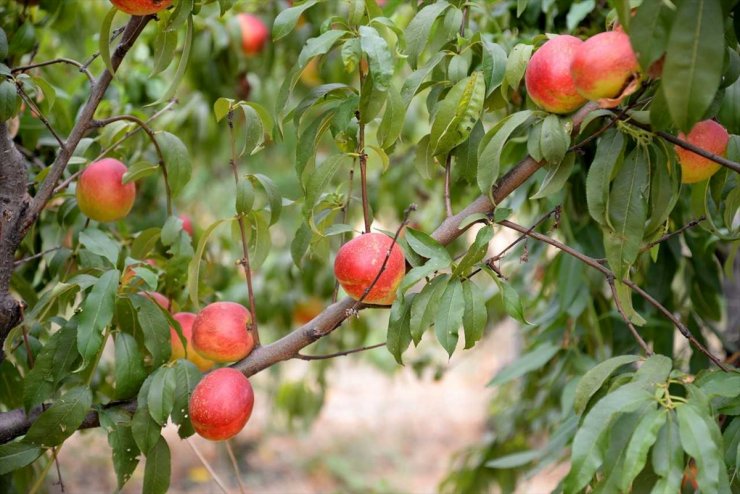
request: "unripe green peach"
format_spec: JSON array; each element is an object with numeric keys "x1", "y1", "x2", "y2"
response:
[
  {"x1": 189, "y1": 368, "x2": 254, "y2": 441},
  {"x1": 76, "y1": 158, "x2": 135, "y2": 222},
  {"x1": 334, "y1": 232, "x2": 405, "y2": 305},
  {"x1": 192, "y1": 302, "x2": 254, "y2": 363},
  {"x1": 110, "y1": 0, "x2": 172, "y2": 15},
  {"x1": 675, "y1": 120, "x2": 729, "y2": 184},
  {"x1": 525, "y1": 35, "x2": 587, "y2": 114},
  {"x1": 570, "y1": 31, "x2": 640, "y2": 101}
]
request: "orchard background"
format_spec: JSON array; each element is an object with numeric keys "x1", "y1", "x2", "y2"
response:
[{"x1": 0, "y1": 0, "x2": 739, "y2": 492}]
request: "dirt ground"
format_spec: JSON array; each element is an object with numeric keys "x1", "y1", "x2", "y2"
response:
[{"x1": 49, "y1": 320, "x2": 565, "y2": 493}]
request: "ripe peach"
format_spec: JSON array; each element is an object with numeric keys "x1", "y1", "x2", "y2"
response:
[
  {"x1": 179, "y1": 213, "x2": 193, "y2": 236},
  {"x1": 525, "y1": 35, "x2": 587, "y2": 114},
  {"x1": 675, "y1": 120, "x2": 729, "y2": 184},
  {"x1": 570, "y1": 31, "x2": 640, "y2": 101},
  {"x1": 170, "y1": 312, "x2": 215, "y2": 372},
  {"x1": 76, "y1": 158, "x2": 136, "y2": 222},
  {"x1": 142, "y1": 291, "x2": 171, "y2": 311},
  {"x1": 334, "y1": 232, "x2": 405, "y2": 305},
  {"x1": 110, "y1": 0, "x2": 172, "y2": 15},
  {"x1": 189, "y1": 368, "x2": 254, "y2": 441},
  {"x1": 237, "y1": 13, "x2": 269, "y2": 56},
  {"x1": 192, "y1": 302, "x2": 254, "y2": 363}
]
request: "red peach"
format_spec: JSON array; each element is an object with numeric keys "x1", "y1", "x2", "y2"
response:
[
  {"x1": 110, "y1": 0, "x2": 172, "y2": 15},
  {"x1": 170, "y1": 312, "x2": 215, "y2": 372},
  {"x1": 334, "y1": 232, "x2": 405, "y2": 305},
  {"x1": 525, "y1": 35, "x2": 587, "y2": 114},
  {"x1": 142, "y1": 291, "x2": 171, "y2": 311},
  {"x1": 192, "y1": 302, "x2": 254, "y2": 363},
  {"x1": 189, "y1": 368, "x2": 254, "y2": 441},
  {"x1": 237, "y1": 14, "x2": 269, "y2": 56},
  {"x1": 570, "y1": 31, "x2": 640, "y2": 101},
  {"x1": 675, "y1": 120, "x2": 729, "y2": 184},
  {"x1": 76, "y1": 158, "x2": 136, "y2": 222},
  {"x1": 179, "y1": 213, "x2": 193, "y2": 236}
]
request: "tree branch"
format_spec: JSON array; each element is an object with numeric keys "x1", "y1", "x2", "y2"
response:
[
  {"x1": 11, "y1": 57, "x2": 95, "y2": 84},
  {"x1": 296, "y1": 342, "x2": 386, "y2": 360}
]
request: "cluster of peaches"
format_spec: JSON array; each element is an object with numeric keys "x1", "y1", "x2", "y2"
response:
[{"x1": 524, "y1": 30, "x2": 729, "y2": 183}]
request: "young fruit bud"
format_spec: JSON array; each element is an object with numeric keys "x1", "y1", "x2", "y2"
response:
[
  {"x1": 76, "y1": 158, "x2": 136, "y2": 222},
  {"x1": 334, "y1": 232, "x2": 405, "y2": 305},
  {"x1": 192, "y1": 301, "x2": 254, "y2": 363},
  {"x1": 675, "y1": 120, "x2": 729, "y2": 184},
  {"x1": 570, "y1": 31, "x2": 640, "y2": 101},
  {"x1": 189, "y1": 368, "x2": 254, "y2": 441},
  {"x1": 110, "y1": 0, "x2": 172, "y2": 15},
  {"x1": 525, "y1": 35, "x2": 587, "y2": 114},
  {"x1": 170, "y1": 312, "x2": 215, "y2": 372}
]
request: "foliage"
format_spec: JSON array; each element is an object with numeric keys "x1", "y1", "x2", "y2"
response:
[{"x1": 0, "y1": 0, "x2": 738, "y2": 492}]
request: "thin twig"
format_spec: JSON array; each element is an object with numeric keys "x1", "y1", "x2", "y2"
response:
[
  {"x1": 357, "y1": 69, "x2": 372, "y2": 233},
  {"x1": 14, "y1": 247, "x2": 62, "y2": 266},
  {"x1": 498, "y1": 220, "x2": 727, "y2": 370},
  {"x1": 224, "y1": 440, "x2": 246, "y2": 494},
  {"x1": 333, "y1": 161, "x2": 357, "y2": 303},
  {"x1": 53, "y1": 98, "x2": 178, "y2": 195},
  {"x1": 89, "y1": 114, "x2": 172, "y2": 215},
  {"x1": 15, "y1": 83, "x2": 66, "y2": 150},
  {"x1": 444, "y1": 154, "x2": 453, "y2": 217},
  {"x1": 228, "y1": 110, "x2": 260, "y2": 346},
  {"x1": 296, "y1": 342, "x2": 386, "y2": 361},
  {"x1": 28, "y1": 446, "x2": 61, "y2": 494},
  {"x1": 607, "y1": 276, "x2": 652, "y2": 355},
  {"x1": 615, "y1": 113, "x2": 740, "y2": 175},
  {"x1": 12, "y1": 57, "x2": 95, "y2": 84},
  {"x1": 186, "y1": 438, "x2": 229, "y2": 494}
]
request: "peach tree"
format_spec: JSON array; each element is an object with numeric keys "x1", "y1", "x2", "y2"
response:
[{"x1": 0, "y1": 0, "x2": 739, "y2": 492}]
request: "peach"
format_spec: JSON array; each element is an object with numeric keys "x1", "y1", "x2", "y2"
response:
[
  {"x1": 570, "y1": 31, "x2": 640, "y2": 101},
  {"x1": 189, "y1": 368, "x2": 254, "y2": 441},
  {"x1": 237, "y1": 13, "x2": 269, "y2": 56},
  {"x1": 292, "y1": 297, "x2": 324, "y2": 325},
  {"x1": 110, "y1": 0, "x2": 172, "y2": 15},
  {"x1": 525, "y1": 35, "x2": 587, "y2": 114},
  {"x1": 142, "y1": 291, "x2": 171, "y2": 311},
  {"x1": 76, "y1": 158, "x2": 136, "y2": 222},
  {"x1": 334, "y1": 232, "x2": 405, "y2": 305},
  {"x1": 170, "y1": 312, "x2": 215, "y2": 372},
  {"x1": 192, "y1": 301, "x2": 254, "y2": 363},
  {"x1": 179, "y1": 213, "x2": 193, "y2": 236},
  {"x1": 675, "y1": 120, "x2": 729, "y2": 184}
]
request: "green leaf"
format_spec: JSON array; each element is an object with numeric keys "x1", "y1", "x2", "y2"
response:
[
  {"x1": 0, "y1": 443, "x2": 42, "y2": 475},
  {"x1": 303, "y1": 155, "x2": 348, "y2": 221},
  {"x1": 539, "y1": 114, "x2": 570, "y2": 165},
  {"x1": 273, "y1": 1, "x2": 319, "y2": 40},
  {"x1": 239, "y1": 104, "x2": 264, "y2": 156},
  {"x1": 298, "y1": 30, "x2": 347, "y2": 68},
  {"x1": 435, "y1": 278, "x2": 464, "y2": 357},
  {"x1": 151, "y1": 29, "x2": 178, "y2": 76},
  {"x1": 99, "y1": 7, "x2": 117, "y2": 76},
  {"x1": 132, "y1": 228, "x2": 161, "y2": 260},
  {"x1": 574, "y1": 355, "x2": 640, "y2": 415},
  {"x1": 405, "y1": 1, "x2": 451, "y2": 69},
  {"x1": 661, "y1": 0, "x2": 725, "y2": 131},
  {"x1": 131, "y1": 406, "x2": 161, "y2": 455},
  {"x1": 453, "y1": 224, "x2": 493, "y2": 276},
  {"x1": 147, "y1": 367, "x2": 177, "y2": 426},
  {"x1": 77, "y1": 270, "x2": 119, "y2": 367},
  {"x1": 400, "y1": 52, "x2": 445, "y2": 106},
  {"x1": 633, "y1": 354, "x2": 672, "y2": 386},
  {"x1": 129, "y1": 294, "x2": 171, "y2": 368},
  {"x1": 122, "y1": 160, "x2": 159, "y2": 184},
  {"x1": 430, "y1": 72, "x2": 486, "y2": 157},
  {"x1": 566, "y1": 1, "x2": 595, "y2": 31},
  {"x1": 100, "y1": 410, "x2": 140, "y2": 490},
  {"x1": 480, "y1": 41, "x2": 507, "y2": 97},
  {"x1": 156, "y1": 132, "x2": 191, "y2": 198},
  {"x1": 630, "y1": 0, "x2": 673, "y2": 71},
  {"x1": 651, "y1": 412, "x2": 684, "y2": 494},
  {"x1": 677, "y1": 403, "x2": 729, "y2": 493},
  {"x1": 171, "y1": 360, "x2": 202, "y2": 439},
  {"x1": 24, "y1": 386, "x2": 92, "y2": 448},
  {"x1": 213, "y1": 97, "x2": 233, "y2": 123},
  {"x1": 645, "y1": 143, "x2": 680, "y2": 236},
  {"x1": 187, "y1": 218, "x2": 234, "y2": 307},
  {"x1": 620, "y1": 408, "x2": 667, "y2": 492},
  {"x1": 531, "y1": 152, "x2": 575, "y2": 200},
  {"x1": 114, "y1": 332, "x2": 146, "y2": 400},
  {"x1": 359, "y1": 25, "x2": 393, "y2": 92},
  {"x1": 564, "y1": 383, "x2": 653, "y2": 493},
  {"x1": 404, "y1": 228, "x2": 451, "y2": 262},
  {"x1": 291, "y1": 222, "x2": 312, "y2": 267},
  {"x1": 488, "y1": 342, "x2": 559, "y2": 386},
  {"x1": 492, "y1": 276, "x2": 530, "y2": 325},
  {"x1": 462, "y1": 281, "x2": 486, "y2": 349},
  {"x1": 486, "y1": 450, "x2": 540, "y2": 469},
  {"x1": 604, "y1": 145, "x2": 649, "y2": 279},
  {"x1": 477, "y1": 111, "x2": 533, "y2": 196},
  {"x1": 0, "y1": 28, "x2": 7, "y2": 60},
  {"x1": 251, "y1": 173, "x2": 283, "y2": 225},
  {"x1": 586, "y1": 129, "x2": 625, "y2": 226},
  {"x1": 377, "y1": 85, "x2": 404, "y2": 150},
  {"x1": 410, "y1": 275, "x2": 449, "y2": 345},
  {"x1": 165, "y1": 0, "x2": 192, "y2": 31},
  {"x1": 161, "y1": 215, "x2": 183, "y2": 247},
  {"x1": 503, "y1": 43, "x2": 533, "y2": 94},
  {"x1": 0, "y1": 80, "x2": 19, "y2": 121},
  {"x1": 387, "y1": 294, "x2": 413, "y2": 364},
  {"x1": 152, "y1": 15, "x2": 193, "y2": 106},
  {"x1": 79, "y1": 229, "x2": 120, "y2": 266},
  {"x1": 143, "y1": 436, "x2": 171, "y2": 494},
  {"x1": 236, "y1": 179, "x2": 255, "y2": 216}
]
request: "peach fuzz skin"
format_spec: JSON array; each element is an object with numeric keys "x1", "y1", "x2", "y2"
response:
[
  {"x1": 570, "y1": 31, "x2": 639, "y2": 101},
  {"x1": 675, "y1": 120, "x2": 729, "y2": 184},
  {"x1": 170, "y1": 312, "x2": 215, "y2": 372},
  {"x1": 76, "y1": 159, "x2": 136, "y2": 223},
  {"x1": 110, "y1": 0, "x2": 172, "y2": 15},
  {"x1": 189, "y1": 368, "x2": 254, "y2": 441},
  {"x1": 333, "y1": 232, "x2": 405, "y2": 305},
  {"x1": 525, "y1": 35, "x2": 586, "y2": 114},
  {"x1": 192, "y1": 301, "x2": 254, "y2": 363},
  {"x1": 237, "y1": 14, "x2": 269, "y2": 55}
]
